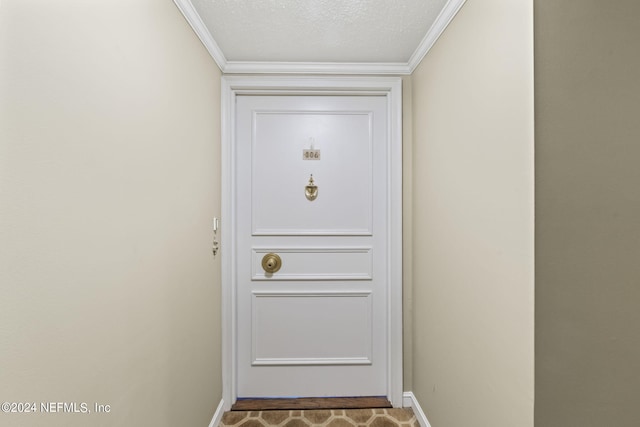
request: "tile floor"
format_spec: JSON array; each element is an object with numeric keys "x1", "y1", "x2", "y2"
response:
[{"x1": 219, "y1": 408, "x2": 419, "y2": 427}]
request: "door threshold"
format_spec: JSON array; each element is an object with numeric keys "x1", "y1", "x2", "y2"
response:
[{"x1": 231, "y1": 396, "x2": 392, "y2": 411}]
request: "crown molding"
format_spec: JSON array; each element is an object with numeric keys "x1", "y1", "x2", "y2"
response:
[
  {"x1": 407, "y1": 0, "x2": 467, "y2": 72},
  {"x1": 223, "y1": 61, "x2": 411, "y2": 75},
  {"x1": 174, "y1": 0, "x2": 466, "y2": 75},
  {"x1": 173, "y1": 0, "x2": 227, "y2": 71}
]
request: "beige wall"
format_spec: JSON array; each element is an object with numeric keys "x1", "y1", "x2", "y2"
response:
[
  {"x1": 535, "y1": 1, "x2": 640, "y2": 426},
  {"x1": 0, "y1": 1, "x2": 222, "y2": 426},
  {"x1": 402, "y1": 75, "x2": 414, "y2": 392},
  {"x1": 410, "y1": 0, "x2": 534, "y2": 425}
]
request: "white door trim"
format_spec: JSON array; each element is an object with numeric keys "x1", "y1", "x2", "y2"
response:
[{"x1": 221, "y1": 76, "x2": 403, "y2": 409}]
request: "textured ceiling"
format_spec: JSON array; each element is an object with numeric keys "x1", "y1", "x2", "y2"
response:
[{"x1": 189, "y1": 0, "x2": 450, "y2": 63}]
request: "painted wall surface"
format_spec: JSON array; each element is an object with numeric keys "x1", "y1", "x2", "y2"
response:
[
  {"x1": 0, "y1": 1, "x2": 222, "y2": 426},
  {"x1": 410, "y1": 1, "x2": 534, "y2": 426},
  {"x1": 402, "y1": 75, "x2": 414, "y2": 392},
  {"x1": 535, "y1": 1, "x2": 640, "y2": 426}
]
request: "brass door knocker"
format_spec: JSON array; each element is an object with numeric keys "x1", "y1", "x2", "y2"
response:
[{"x1": 305, "y1": 174, "x2": 318, "y2": 201}]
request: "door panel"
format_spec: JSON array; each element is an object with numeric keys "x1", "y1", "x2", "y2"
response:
[
  {"x1": 251, "y1": 248, "x2": 373, "y2": 281},
  {"x1": 251, "y1": 291, "x2": 373, "y2": 365},
  {"x1": 235, "y1": 95, "x2": 388, "y2": 398},
  {"x1": 251, "y1": 111, "x2": 373, "y2": 235}
]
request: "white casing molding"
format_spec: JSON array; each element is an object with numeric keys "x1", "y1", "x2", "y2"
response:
[
  {"x1": 207, "y1": 400, "x2": 225, "y2": 427},
  {"x1": 223, "y1": 61, "x2": 411, "y2": 75},
  {"x1": 173, "y1": 0, "x2": 466, "y2": 75},
  {"x1": 221, "y1": 76, "x2": 404, "y2": 409},
  {"x1": 403, "y1": 392, "x2": 432, "y2": 427}
]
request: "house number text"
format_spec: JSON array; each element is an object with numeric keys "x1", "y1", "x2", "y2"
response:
[{"x1": 303, "y1": 149, "x2": 321, "y2": 160}]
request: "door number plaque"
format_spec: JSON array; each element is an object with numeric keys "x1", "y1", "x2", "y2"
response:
[{"x1": 303, "y1": 149, "x2": 321, "y2": 160}]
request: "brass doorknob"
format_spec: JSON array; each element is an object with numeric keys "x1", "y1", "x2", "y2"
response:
[{"x1": 261, "y1": 253, "x2": 282, "y2": 274}]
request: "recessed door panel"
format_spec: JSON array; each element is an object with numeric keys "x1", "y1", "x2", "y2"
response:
[
  {"x1": 251, "y1": 248, "x2": 373, "y2": 281},
  {"x1": 252, "y1": 111, "x2": 372, "y2": 235},
  {"x1": 251, "y1": 292, "x2": 373, "y2": 365}
]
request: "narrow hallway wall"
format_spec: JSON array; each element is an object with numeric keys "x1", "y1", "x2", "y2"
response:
[
  {"x1": 402, "y1": 76, "x2": 414, "y2": 393},
  {"x1": 410, "y1": 0, "x2": 534, "y2": 425},
  {"x1": 0, "y1": 1, "x2": 222, "y2": 426}
]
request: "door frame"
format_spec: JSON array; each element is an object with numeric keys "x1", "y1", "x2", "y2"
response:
[{"x1": 221, "y1": 76, "x2": 403, "y2": 409}]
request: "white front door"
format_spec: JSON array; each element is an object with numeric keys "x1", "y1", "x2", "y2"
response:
[{"x1": 224, "y1": 78, "x2": 402, "y2": 406}]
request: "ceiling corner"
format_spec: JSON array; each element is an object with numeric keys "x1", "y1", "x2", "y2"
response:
[
  {"x1": 407, "y1": 0, "x2": 467, "y2": 73},
  {"x1": 173, "y1": 0, "x2": 227, "y2": 72}
]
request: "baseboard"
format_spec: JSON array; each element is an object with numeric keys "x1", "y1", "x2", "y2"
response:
[
  {"x1": 403, "y1": 392, "x2": 432, "y2": 427},
  {"x1": 208, "y1": 399, "x2": 225, "y2": 427}
]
